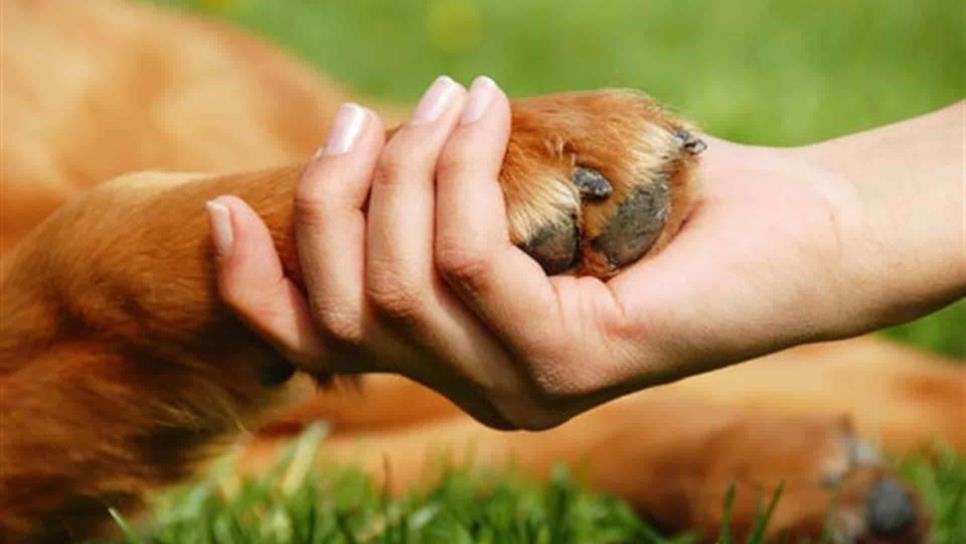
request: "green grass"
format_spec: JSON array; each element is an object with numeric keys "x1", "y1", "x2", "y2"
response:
[
  {"x1": 121, "y1": 1, "x2": 964, "y2": 541},
  {"x1": 101, "y1": 425, "x2": 966, "y2": 544},
  {"x1": 886, "y1": 301, "x2": 965, "y2": 359},
  {"x1": 100, "y1": 424, "x2": 761, "y2": 544},
  {"x1": 895, "y1": 444, "x2": 966, "y2": 544}
]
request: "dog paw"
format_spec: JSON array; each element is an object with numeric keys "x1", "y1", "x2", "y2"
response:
[
  {"x1": 687, "y1": 421, "x2": 925, "y2": 543},
  {"x1": 814, "y1": 435, "x2": 925, "y2": 544},
  {"x1": 501, "y1": 90, "x2": 703, "y2": 277},
  {"x1": 595, "y1": 414, "x2": 926, "y2": 543}
]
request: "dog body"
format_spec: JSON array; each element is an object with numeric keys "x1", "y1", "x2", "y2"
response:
[{"x1": 1, "y1": 1, "x2": 962, "y2": 541}]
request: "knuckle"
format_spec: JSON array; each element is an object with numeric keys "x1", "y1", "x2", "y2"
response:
[
  {"x1": 380, "y1": 127, "x2": 446, "y2": 181},
  {"x1": 524, "y1": 352, "x2": 599, "y2": 401},
  {"x1": 310, "y1": 304, "x2": 363, "y2": 345},
  {"x1": 375, "y1": 146, "x2": 410, "y2": 182},
  {"x1": 435, "y1": 144, "x2": 469, "y2": 181},
  {"x1": 366, "y1": 269, "x2": 424, "y2": 321},
  {"x1": 435, "y1": 243, "x2": 491, "y2": 287},
  {"x1": 529, "y1": 365, "x2": 574, "y2": 399},
  {"x1": 292, "y1": 186, "x2": 332, "y2": 227}
]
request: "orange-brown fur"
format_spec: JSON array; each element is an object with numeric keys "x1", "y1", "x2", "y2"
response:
[{"x1": 0, "y1": 1, "x2": 962, "y2": 542}]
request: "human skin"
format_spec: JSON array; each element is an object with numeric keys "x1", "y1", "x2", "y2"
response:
[{"x1": 209, "y1": 78, "x2": 965, "y2": 429}]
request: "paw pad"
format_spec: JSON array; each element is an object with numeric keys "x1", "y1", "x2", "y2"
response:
[{"x1": 590, "y1": 177, "x2": 669, "y2": 269}]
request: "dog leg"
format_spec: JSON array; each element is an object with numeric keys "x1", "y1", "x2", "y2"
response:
[
  {"x1": 0, "y1": 90, "x2": 699, "y2": 540},
  {"x1": 243, "y1": 391, "x2": 925, "y2": 543},
  {"x1": 249, "y1": 346, "x2": 953, "y2": 543}
]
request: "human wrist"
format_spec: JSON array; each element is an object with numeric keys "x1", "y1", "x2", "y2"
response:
[
  {"x1": 800, "y1": 105, "x2": 966, "y2": 334},
  {"x1": 768, "y1": 144, "x2": 872, "y2": 339},
  {"x1": 660, "y1": 139, "x2": 871, "y2": 364}
]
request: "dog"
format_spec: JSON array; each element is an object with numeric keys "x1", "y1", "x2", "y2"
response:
[{"x1": 1, "y1": 0, "x2": 962, "y2": 542}]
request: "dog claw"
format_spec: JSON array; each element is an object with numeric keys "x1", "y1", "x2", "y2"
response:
[
  {"x1": 675, "y1": 128, "x2": 707, "y2": 155},
  {"x1": 572, "y1": 167, "x2": 613, "y2": 199}
]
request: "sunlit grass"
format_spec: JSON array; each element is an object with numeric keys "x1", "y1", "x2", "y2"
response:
[
  {"x1": 102, "y1": 425, "x2": 747, "y2": 544},
  {"x1": 895, "y1": 444, "x2": 966, "y2": 544},
  {"x1": 101, "y1": 425, "x2": 966, "y2": 543}
]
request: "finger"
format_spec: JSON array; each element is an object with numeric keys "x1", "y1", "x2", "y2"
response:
[
  {"x1": 366, "y1": 76, "x2": 465, "y2": 326},
  {"x1": 434, "y1": 77, "x2": 563, "y2": 351},
  {"x1": 293, "y1": 103, "x2": 385, "y2": 351},
  {"x1": 367, "y1": 78, "x2": 538, "y2": 399},
  {"x1": 207, "y1": 195, "x2": 325, "y2": 370}
]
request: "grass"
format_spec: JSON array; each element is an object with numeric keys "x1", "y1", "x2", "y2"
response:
[
  {"x1": 99, "y1": 425, "x2": 966, "y2": 543},
  {"x1": 100, "y1": 424, "x2": 760, "y2": 544},
  {"x1": 895, "y1": 444, "x2": 966, "y2": 544},
  {"x1": 120, "y1": 1, "x2": 964, "y2": 542}
]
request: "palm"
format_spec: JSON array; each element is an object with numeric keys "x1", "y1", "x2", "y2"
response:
[{"x1": 612, "y1": 138, "x2": 848, "y2": 376}]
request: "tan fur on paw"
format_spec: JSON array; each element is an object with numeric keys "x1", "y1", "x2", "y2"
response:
[{"x1": 500, "y1": 90, "x2": 703, "y2": 276}]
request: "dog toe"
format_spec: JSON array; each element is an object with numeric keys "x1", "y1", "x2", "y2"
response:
[
  {"x1": 867, "y1": 477, "x2": 919, "y2": 538},
  {"x1": 589, "y1": 177, "x2": 670, "y2": 269},
  {"x1": 572, "y1": 166, "x2": 613, "y2": 199},
  {"x1": 518, "y1": 215, "x2": 580, "y2": 275}
]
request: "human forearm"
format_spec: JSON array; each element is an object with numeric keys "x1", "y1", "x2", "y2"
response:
[{"x1": 804, "y1": 101, "x2": 966, "y2": 332}]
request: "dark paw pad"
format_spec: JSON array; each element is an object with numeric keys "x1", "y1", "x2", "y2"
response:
[
  {"x1": 867, "y1": 478, "x2": 917, "y2": 538},
  {"x1": 519, "y1": 217, "x2": 579, "y2": 275},
  {"x1": 590, "y1": 178, "x2": 669, "y2": 268}
]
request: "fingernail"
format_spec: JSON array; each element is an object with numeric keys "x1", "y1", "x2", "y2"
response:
[
  {"x1": 325, "y1": 103, "x2": 368, "y2": 155},
  {"x1": 206, "y1": 199, "x2": 233, "y2": 259},
  {"x1": 410, "y1": 75, "x2": 460, "y2": 125},
  {"x1": 461, "y1": 76, "x2": 498, "y2": 125}
]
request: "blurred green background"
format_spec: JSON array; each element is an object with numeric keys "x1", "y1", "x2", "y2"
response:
[
  {"x1": 153, "y1": 0, "x2": 964, "y2": 356},
  {"x1": 156, "y1": 0, "x2": 965, "y2": 144}
]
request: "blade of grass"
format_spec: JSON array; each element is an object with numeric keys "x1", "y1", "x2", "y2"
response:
[
  {"x1": 718, "y1": 483, "x2": 737, "y2": 544},
  {"x1": 745, "y1": 482, "x2": 785, "y2": 544},
  {"x1": 108, "y1": 508, "x2": 146, "y2": 544}
]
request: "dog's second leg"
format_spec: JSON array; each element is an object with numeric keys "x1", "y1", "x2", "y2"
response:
[{"x1": 243, "y1": 387, "x2": 926, "y2": 543}]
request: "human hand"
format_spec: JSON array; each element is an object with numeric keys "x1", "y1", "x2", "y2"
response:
[
  {"x1": 209, "y1": 77, "x2": 963, "y2": 429},
  {"x1": 212, "y1": 75, "x2": 588, "y2": 429}
]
